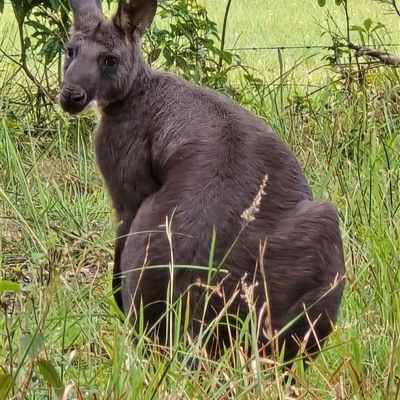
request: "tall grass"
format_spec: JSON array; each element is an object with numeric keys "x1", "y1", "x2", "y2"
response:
[{"x1": 1, "y1": 1, "x2": 400, "y2": 399}]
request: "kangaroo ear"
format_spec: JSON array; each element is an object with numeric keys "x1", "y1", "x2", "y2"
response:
[
  {"x1": 69, "y1": 0, "x2": 104, "y2": 29},
  {"x1": 113, "y1": 0, "x2": 157, "y2": 41}
]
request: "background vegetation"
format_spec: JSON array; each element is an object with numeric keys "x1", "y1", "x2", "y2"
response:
[{"x1": 1, "y1": 0, "x2": 400, "y2": 398}]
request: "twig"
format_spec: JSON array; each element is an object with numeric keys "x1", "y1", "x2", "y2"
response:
[
  {"x1": 393, "y1": 0, "x2": 400, "y2": 18},
  {"x1": 284, "y1": 62, "x2": 385, "y2": 110},
  {"x1": 348, "y1": 42, "x2": 400, "y2": 67},
  {"x1": 11, "y1": 3, "x2": 55, "y2": 102},
  {"x1": 218, "y1": 0, "x2": 233, "y2": 70},
  {"x1": 376, "y1": 0, "x2": 400, "y2": 19},
  {"x1": 342, "y1": 0, "x2": 351, "y2": 64}
]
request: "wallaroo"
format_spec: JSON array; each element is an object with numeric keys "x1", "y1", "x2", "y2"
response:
[{"x1": 60, "y1": 0, "x2": 346, "y2": 368}]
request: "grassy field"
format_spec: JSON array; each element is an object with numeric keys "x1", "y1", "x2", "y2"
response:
[
  {"x1": 1, "y1": 0, "x2": 400, "y2": 399},
  {"x1": 202, "y1": 0, "x2": 400, "y2": 83}
]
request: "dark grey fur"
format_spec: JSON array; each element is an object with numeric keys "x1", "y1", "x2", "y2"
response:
[{"x1": 60, "y1": 0, "x2": 345, "y2": 366}]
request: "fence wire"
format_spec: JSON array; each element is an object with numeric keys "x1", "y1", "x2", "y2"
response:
[
  {"x1": 226, "y1": 43, "x2": 400, "y2": 52},
  {"x1": 2, "y1": 41, "x2": 400, "y2": 61}
]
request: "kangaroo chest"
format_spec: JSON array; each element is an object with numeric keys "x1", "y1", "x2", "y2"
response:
[{"x1": 93, "y1": 122, "x2": 159, "y2": 220}]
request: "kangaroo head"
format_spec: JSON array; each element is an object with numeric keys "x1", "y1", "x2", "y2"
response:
[{"x1": 60, "y1": 0, "x2": 157, "y2": 114}]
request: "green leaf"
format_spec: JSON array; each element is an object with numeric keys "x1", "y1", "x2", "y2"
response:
[
  {"x1": 335, "y1": 0, "x2": 342, "y2": 5},
  {"x1": 318, "y1": 0, "x2": 326, "y2": 6},
  {"x1": 371, "y1": 22, "x2": 386, "y2": 34},
  {"x1": 0, "y1": 0, "x2": 4, "y2": 14},
  {"x1": 0, "y1": 280, "x2": 21, "y2": 293},
  {"x1": 363, "y1": 18, "x2": 372, "y2": 32},
  {"x1": 0, "y1": 373, "x2": 12, "y2": 400},
  {"x1": 37, "y1": 359, "x2": 64, "y2": 396},
  {"x1": 350, "y1": 25, "x2": 366, "y2": 34},
  {"x1": 25, "y1": 20, "x2": 53, "y2": 35},
  {"x1": 24, "y1": 36, "x2": 31, "y2": 51},
  {"x1": 204, "y1": 43, "x2": 233, "y2": 65},
  {"x1": 20, "y1": 332, "x2": 45, "y2": 359},
  {"x1": 49, "y1": 0, "x2": 61, "y2": 11}
]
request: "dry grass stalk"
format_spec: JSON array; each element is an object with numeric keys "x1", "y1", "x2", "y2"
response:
[
  {"x1": 239, "y1": 273, "x2": 259, "y2": 305},
  {"x1": 241, "y1": 174, "x2": 268, "y2": 222}
]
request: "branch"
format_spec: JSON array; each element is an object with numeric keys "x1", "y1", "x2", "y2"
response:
[
  {"x1": 11, "y1": 1, "x2": 55, "y2": 102},
  {"x1": 348, "y1": 42, "x2": 400, "y2": 67},
  {"x1": 392, "y1": 0, "x2": 400, "y2": 18},
  {"x1": 218, "y1": 0, "x2": 232, "y2": 70},
  {"x1": 373, "y1": 0, "x2": 400, "y2": 19}
]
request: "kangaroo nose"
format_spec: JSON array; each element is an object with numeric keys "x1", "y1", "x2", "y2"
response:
[
  {"x1": 60, "y1": 86, "x2": 88, "y2": 114},
  {"x1": 70, "y1": 91, "x2": 86, "y2": 104}
]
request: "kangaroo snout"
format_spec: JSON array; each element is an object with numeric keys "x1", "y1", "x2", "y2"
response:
[{"x1": 59, "y1": 85, "x2": 88, "y2": 114}]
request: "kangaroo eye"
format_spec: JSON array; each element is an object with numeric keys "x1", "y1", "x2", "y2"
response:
[{"x1": 104, "y1": 56, "x2": 118, "y2": 67}]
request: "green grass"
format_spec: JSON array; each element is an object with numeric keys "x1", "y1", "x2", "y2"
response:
[
  {"x1": 1, "y1": 0, "x2": 400, "y2": 399},
  {"x1": 201, "y1": 0, "x2": 400, "y2": 82}
]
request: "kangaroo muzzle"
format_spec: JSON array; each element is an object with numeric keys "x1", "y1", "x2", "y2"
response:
[{"x1": 59, "y1": 84, "x2": 88, "y2": 115}]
